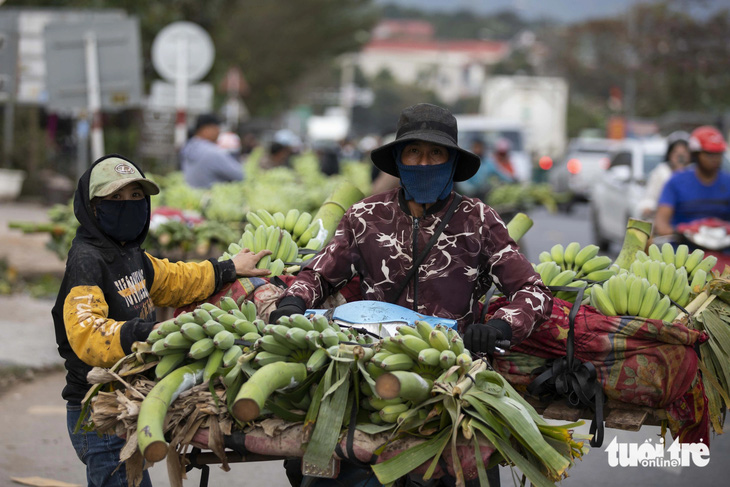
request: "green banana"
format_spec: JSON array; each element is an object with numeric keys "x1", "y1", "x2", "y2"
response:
[
  {"x1": 380, "y1": 403, "x2": 410, "y2": 423},
  {"x1": 439, "y1": 350, "x2": 457, "y2": 369},
  {"x1": 240, "y1": 230, "x2": 255, "y2": 252},
  {"x1": 428, "y1": 329, "x2": 451, "y2": 352},
  {"x1": 246, "y1": 211, "x2": 266, "y2": 228},
  {"x1": 563, "y1": 242, "x2": 581, "y2": 270},
  {"x1": 583, "y1": 269, "x2": 616, "y2": 282},
  {"x1": 284, "y1": 209, "x2": 301, "y2": 233},
  {"x1": 661, "y1": 243, "x2": 675, "y2": 265},
  {"x1": 213, "y1": 330, "x2": 235, "y2": 350},
  {"x1": 646, "y1": 261, "x2": 663, "y2": 288},
  {"x1": 692, "y1": 255, "x2": 717, "y2": 276},
  {"x1": 535, "y1": 261, "x2": 561, "y2": 287},
  {"x1": 146, "y1": 329, "x2": 166, "y2": 344},
  {"x1": 549, "y1": 269, "x2": 577, "y2": 287},
  {"x1": 457, "y1": 353, "x2": 473, "y2": 371},
  {"x1": 285, "y1": 327, "x2": 308, "y2": 349},
  {"x1": 203, "y1": 348, "x2": 226, "y2": 382},
  {"x1": 257, "y1": 335, "x2": 293, "y2": 356},
  {"x1": 164, "y1": 331, "x2": 194, "y2": 350},
  {"x1": 306, "y1": 348, "x2": 329, "y2": 372},
  {"x1": 418, "y1": 348, "x2": 442, "y2": 366},
  {"x1": 256, "y1": 209, "x2": 277, "y2": 227},
  {"x1": 203, "y1": 320, "x2": 226, "y2": 337},
  {"x1": 155, "y1": 352, "x2": 187, "y2": 379},
  {"x1": 158, "y1": 319, "x2": 181, "y2": 336},
  {"x1": 669, "y1": 267, "x2": 688, "y2": 302},
  {"x1": 579, "y1": 255, "x2": 613, "y2": 276},
  {"x1": 292, "y1": 212, "x2": 313, "y2": 238},
  {"x1": 188, "y1": 338, "x2": 216, "y2": 359},
  {"x1": 267, "y1": 259, "x2": 285, "y2": 277},
  {"x1": 690, "y1": 269, "x2": 707, "y2": 292},
  {"x1": 574, "y1": 244, "x2": 600, "y2": 269},
  {"x1": 684, "y1": 249, "x2": 705, "y2": 273},
  {"x1": 661, "y1": 306, "x2": 679, "y2": 323},
  {"x1": 232, "y1": 319, "x2": 258, "y2": 336},
  {"x1": 174, "y1": 313, "x2": 196, "y2": 326},
  {"x1": 590, "y1": 284, "x2": 617, "y2": 316},
  {"x1": 380, "y1": 353, "x2": 415, "y2": 371},
  {"x1": 398, "y1": 335, "x2": 431, "y2": 358},
  {"x1": 630, "y1": 261, "x2": 646, "y2": 279},
  {"x1": 193, "y1": 309, "x2": 213, "y2": 326},
  {"x1": 648, "y1": 244, "x2": 663, "y2": 262},
  {"x1": 649, "y1": 295, "x2": 671, "y2": 320},
  {"x1": 415, "y1": 320, "x2": 434, "y2": 341},
  {"x1": 180, "y1": 323, "x2": 207, "y2": 342},
  {"x1": 265, "y1": 226, "x2": 282, "y2": 257},
  {"x1": 290, "y1": 314, "x2": 315, "y2": 331},
  {"x1": 608, "y1": 275, "x2": 628, "y2": 315},
  {"x1": 627, "y1": 276, "x2": 645, "y2": 316},
  {"x1": 634, "y1": 250, "x2": 649, "y2": 262},
  {"x1": 550, "y1": 244, "x2": 565, "y2": 269},
  {"x1": 638, "y1": 284, "x2": 660, "y2": 318},
  {"x1": 254, "y1": 351, "x2": 290, "y2": 366},
  {"x1": 674, "y1": 244, "x2": 689, "y2": 268},
  {"x1": 219, "y1": 296, "x2": 239, "y2": 312},
  {"x1": 450, "y1": 336, "x2": 465, "y2": 355},
  {"x1": 659, "y1": 263, "x2": 676, "y2": 296},
  {"x1": 273, "y1": 212, "x2": 286, "y2": 228},
  {"x1": 538, "y1": 251, "x2": 552, "y2": 263}
]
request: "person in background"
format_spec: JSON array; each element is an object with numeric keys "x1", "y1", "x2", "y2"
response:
[
  {"x1": 270, "y1": 103, "x2": 552, "y2": 487},
  {"x1": 455, "y1": 138, "x2": 489, "y2": 198},
  {"x1": 484, "y1": 138, "x2": 518, "y2": 183},
  {"x1": 654, "y1": 125, "x2": 730, "y2": 235},
  {"x1": 180, "y1": 113, "x2": 244, "y2": 188},
  {"x1": 53, "y1": 154, "x2": 271, "y2": 486},
  {"x1": 217, "y1": 130, "x2": 243, "y2": 161},
  {"x1": 637, "y1": 131, "x2": 691, "y2": 219},
  {"x1": 259, "y1": 129, "x2": 302, "y2": 170}
]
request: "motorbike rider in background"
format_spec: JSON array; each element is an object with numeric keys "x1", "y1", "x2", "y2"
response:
[{"x1": 654, "y1": 125, "x2": 730, "y2": 236}]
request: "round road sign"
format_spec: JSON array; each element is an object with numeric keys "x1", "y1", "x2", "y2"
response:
[{"x1": 151, "y1": 21, "x2": 215, "y2": 83}]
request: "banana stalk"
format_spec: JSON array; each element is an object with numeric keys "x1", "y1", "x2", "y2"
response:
[
  {"x1": 505, "y1": 212, "x2": 533, "y2": 242},
  {"x1": 137, "y1": 360, "x2": 205, "y2": 462},
  {"x1": 613, "y1": 218, "x2": 653, "y2": 270},
  {"x1": 306, "y1": 181, "x2": 365, "y2": 246},
  {"x1": 232, "y1": 362, "x2": 307, "y2": 422}
]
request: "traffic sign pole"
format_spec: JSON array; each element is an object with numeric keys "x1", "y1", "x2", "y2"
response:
[
  {"x1": 84, "y1": 31, "x2": 105, "y2": 161},
  {"x1": 174, "y1": 37, "x2": 189, "y2": 150}
]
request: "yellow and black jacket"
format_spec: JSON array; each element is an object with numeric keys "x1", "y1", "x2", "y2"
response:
[{"x1": 52, "y1": 155, "x2": 236, "y2": 404}]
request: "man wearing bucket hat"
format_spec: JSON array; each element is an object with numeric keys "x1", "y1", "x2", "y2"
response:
[
  {"x1": 52, "y1": 154, "x2": 272, "y2": 485},
  {"x1": 271, "y1": 104, "x2": 552, "y2": 487}
]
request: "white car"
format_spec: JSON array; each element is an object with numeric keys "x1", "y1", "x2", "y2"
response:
[
  {"x1": 590, "y1": 138, "x2": 667, "y2": 249},
  {"x1": 454, "y1": 115, "x2": 532, "y2": 183},
  {"x1": 548, "y1": 137, "x2": 620, "y2": 206}
]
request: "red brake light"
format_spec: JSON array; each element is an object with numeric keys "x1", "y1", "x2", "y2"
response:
[
  {"x1": 567, "y1": 158, "x2": 582, "y2": 174},
  {"x1": 539, "y1": 156, "x2": 553, "y2": 170},
  {"x1": 600, "y1": 157, "x2": 610, "y2": 170}
]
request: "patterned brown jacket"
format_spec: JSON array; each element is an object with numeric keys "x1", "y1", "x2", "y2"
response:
[{"x1": 285, "y1": 188, "x2": 552, "y2": 344}]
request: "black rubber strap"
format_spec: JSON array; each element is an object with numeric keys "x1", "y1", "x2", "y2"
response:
[{"x1": 390, "y1": 194, "x2": 462, "y2": 304}]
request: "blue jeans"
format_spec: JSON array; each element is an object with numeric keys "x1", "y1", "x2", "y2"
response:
[{"x1": 67, "y1": 403, "x2": 152, "y2": 487}]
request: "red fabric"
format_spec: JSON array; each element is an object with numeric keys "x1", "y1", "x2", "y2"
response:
[
  {"x1": 490, "y1": 297, "x2": 710, "y2": 445},
  {"x1": 676, "y1": 217, "x2": 730, "y2": 234}
]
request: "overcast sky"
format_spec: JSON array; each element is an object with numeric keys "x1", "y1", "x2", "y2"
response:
[{"x1": 376, "y1": 0, "x2": 727, "y2": 23}]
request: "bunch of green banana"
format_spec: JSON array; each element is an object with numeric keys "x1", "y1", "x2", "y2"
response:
[
  {"x1": 538, "y1": 243, "x2": 616, "y2": 282},
  {"x1": 362, "y1": 321, "x2": 471, "y2": 425},
  {"x1": 533, "y1": 261, "x2": 590, "y2": 303},
  {"x1": 627, "y1": 258, "x2": 693, "y2": 307},
  {"x1": 636, "y1": 243, "x2": 716, "y2": 290},
  {"x1": 591, "y1": 273, "x2": 682, "y2": 322},
  {"x1": 145, "y1": 297, "x2": 259, "y2": 382},
  {"x1": 220, "y1": 224, "x2": 296, "y2": 276},
  {"x1": 252, "y1": 313, "x2": 377, "y2": 371}
]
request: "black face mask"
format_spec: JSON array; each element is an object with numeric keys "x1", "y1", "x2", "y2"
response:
[{"x1": 96, "y1": 199, "x2": 148, "y2": 243}]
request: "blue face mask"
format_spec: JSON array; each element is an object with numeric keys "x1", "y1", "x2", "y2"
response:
[
  {"x1": 395, "y1": 145, "x2": 458, "y2": 204},
  {"x1": 96, "y1": 199, "x2": 148, "y2": 243}
]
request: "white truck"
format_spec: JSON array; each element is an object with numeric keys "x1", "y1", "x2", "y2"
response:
[{"x1": 479, "y1": 75, "x2": 569, "y2": 162}]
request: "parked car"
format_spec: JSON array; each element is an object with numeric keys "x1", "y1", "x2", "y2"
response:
[
  {"x1": 454, "y1": 115, "x2": 532, "y2": 183},
  {"x1": 548, "y1": 137, "x2": 619, "y2": 207},
  {"x1": 590, "y1": 137, "x2": 667, "y2": 249}
]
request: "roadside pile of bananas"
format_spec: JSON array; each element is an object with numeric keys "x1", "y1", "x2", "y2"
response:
[
  {"x1": 636, "y1": 243, "x2": 716, "y2": 290},
  {"x1": 145, "y1": 297, "x2": 259, "y2": 382},
  {"x1": 539, "y1": 243, "x2": 616, "y2": 282}
]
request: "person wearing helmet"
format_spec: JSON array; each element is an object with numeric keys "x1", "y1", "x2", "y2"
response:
[
  {"x1": 268, "y1": 104, "x2": 552, "y2": 487},
  {"x1": 180, "y1": 113, "x2": 244, "y2": 188},
  {"x1": 637, "y1": 131, "x2": 691, "y2": 219},
  {"x1": 654, "y1": 125, "x2": 730, "y2": 235}
]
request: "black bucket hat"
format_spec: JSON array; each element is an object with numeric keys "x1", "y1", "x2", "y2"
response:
[{"x1": 370, "y1": 103, "x2": 480, "y2": 182}]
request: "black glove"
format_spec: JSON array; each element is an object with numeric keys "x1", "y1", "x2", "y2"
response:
[
  {"x1": 268, "y1": 296, "x2": 306, "y2": 324},
  {"x1": 463, "y1": 319, "x2": 512, "y2": 355}
]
